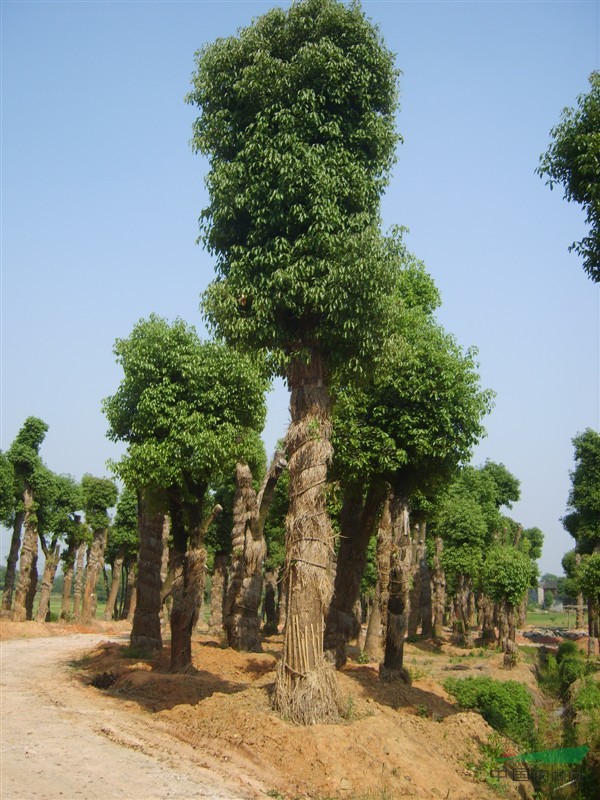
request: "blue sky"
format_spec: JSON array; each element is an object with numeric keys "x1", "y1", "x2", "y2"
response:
[{"x1": 1, "y1": 0, "x2": 599, "y2": 575}]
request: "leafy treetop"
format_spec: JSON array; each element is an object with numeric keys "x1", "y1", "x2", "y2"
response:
[
  {"x1": 81, "y1": 474, "x2": 118, "y2": 532},
  {"x1": 188, "y1": 0, "x2": 400, "y2": 376},
  {"x1": 562, "y1": 428, "x2": 600, "y2": 554},
  {"x1": 537, "y1": 72, "x2": 600, "y2": 282}
]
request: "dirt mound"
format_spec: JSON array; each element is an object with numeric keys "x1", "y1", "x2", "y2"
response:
[{"x1": 74, "y1": 632, "x2": 526, "y2": 800}]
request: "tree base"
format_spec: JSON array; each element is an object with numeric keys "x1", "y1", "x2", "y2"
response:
[
  {"x1": 379, "y1": 665, "x2": 411, "y2": 684},
  {"x1": 272, "y1": 659, "x2": 345, "y2": 725}
]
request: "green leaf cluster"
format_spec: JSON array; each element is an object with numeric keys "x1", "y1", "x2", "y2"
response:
[
  {"x1": 103, "y1": 314, "x2": 268, "y2": 497},
  {"x1": 481, "y1": 544, "x2": 535, "y2": 607},
  {"x1": 562, "y1": 429, "x2": 600, "y2": 554},
  {"x1": 189, "y1": 0, "x2": 400, "y2": 375},
  {"x1": 537, "y1": 72, "x2": 600, "y2": 282},
  {"x1": 444, "y1": 676, "x2": 535, "y2": 747},
  {"x1": 81, "y1": 474, "x2": 118, "y2": 532}
]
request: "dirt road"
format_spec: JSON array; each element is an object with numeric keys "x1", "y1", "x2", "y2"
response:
[{"x1": 0, "y1": 634, "x2": 254, "y2": 800}]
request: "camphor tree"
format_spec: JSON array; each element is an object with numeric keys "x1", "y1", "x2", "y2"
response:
[
  {"x1": 104, "y1": 314, "x2": 268, "y2": 670},
  {"x1": 80, "y1": 475, "x2": 118, "y2": 623},
  {"x1": 562, "y1": 428, "x2": 600, "y2": 650},
  {"x1": 537, "y1": 72, "x2": 600, "y2": 283},
  {"x1": 326, "y1": 246, "x2": 493, "y2": 670},
  {"x1": 104, "y1": 487, "x2": 139, "y2": 621},
  {"x1": 188, "y1": 0, "x2": 399, "y2": 723},
  {"x1": 2, "y1": 417, "x2": 48, "y2": 614},
  {"x1": 35, "y1": 472, "x2": 82, "y2": 623}
]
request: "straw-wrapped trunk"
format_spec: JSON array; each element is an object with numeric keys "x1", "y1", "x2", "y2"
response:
[
  {"x1": 224, "y1": 454, "x2": 286, "y2": 652},
  {"x1": 363, "y1": 499, "x2": 393, "y2": 660},
  {"x1": 381, "y1": 493, "x2": 412, "y2": 683},
  {"x1": 273, "y1": 354, "x2": 344, "y2": 724},
  {"x1": 169, "y1": 504, "x2": 221, "y2": 672},
  {"x1": 324, "y1": 479, "x2": 387, "y2": 667},
  {"x1": 208, "y1": 551, "x2": 228, "y2": 630},
  {"x1": 263, "y1": 569, "x2": 278, "y2": 633}
]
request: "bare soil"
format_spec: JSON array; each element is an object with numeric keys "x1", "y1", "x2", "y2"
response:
[{"x1": 1, "y1": 618, "x2": 534, "y2": 800}]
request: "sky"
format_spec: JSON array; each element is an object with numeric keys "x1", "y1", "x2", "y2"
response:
[{"x1": 1, "y1": 0, "x2": 599, "y2": 576}]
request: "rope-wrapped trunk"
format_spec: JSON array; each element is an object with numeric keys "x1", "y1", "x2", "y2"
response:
[
  {"x1": 273, "y1": 354, "x2": 344, "y2": 724},
  {"x1": 381, "y1": 493, "x2": 412, "y2": 683},
  {"x1": 131, "y1": 489, "x2": 166, "y2": 651},
  {"x1": 363, "y1": 498, "x2": 392, "y2": 660}
]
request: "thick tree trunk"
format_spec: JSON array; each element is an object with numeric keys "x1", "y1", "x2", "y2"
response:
[
  {"x1": 12, "y1": 488, "x2": 37, "y2": 622},
  {"x1": 1, "y1": 511, "x2": 25, "y2": 612},
  {"x1": 104, "y1": 548, "x2": 125, "y2": 621},
  {"x1": 36, "y1": 543, "x2": 61, "y2": 622},
  {"x1": 224, "y1": 455, "x2": 285, "y2": 651},
  {"x1": 431, "y1": 537, "x2": 445, "y2": 639},
  {"x1": 60, "y1": 542, "x2": 76, "y2": 620},
  {"x1": 419, "y1": 548, "x2": 433, "y2": 639},
  {"x1": 324, "y1": 480, "x2": 387, "y2": 668},
  {"x1": 169, "y1": 504, "x2": 221, "y2": 672},
  {"x1": 81, "y1": 528, "x2": 108, "y2": 623},
  {"x1": 126, "y1": 566, "x2": 137, "y2": 622},
  {"x1": 208, "y1": 552, "x2": 228, "y2": 630},
  {"x1": 363, "y1": 498, "x2": 392, "y2": 660},
  {"x1": 277, "y1": 571, "x2": 287, "y2": 631},
  {"x1": 479, "y1": 593, "x2": 496, "y2": 644},
  {"x1": 131, "y1": 490, "x2": 166, "y2": 651},
  {"x1": 451, "y1": 576, "x2": 474, "y2": 647},
  {"x1": 407, "y1": 528, "x2": 425, "y2": 638},
  {"x1": 273, "y1": 354, "x2": 343, "y2": 725},
  {"x1": 381, "y1": 493, "x2": 412, "y2": 683},
  {"x1": 72, "y1": 541, "x2": 87, "y2": 620},
  {"x1": 263, "y1": 568, "x2": 278, "y2": 633},
  {"x1": 25, "y1": 551, "x2": 39, "y2": 620}
]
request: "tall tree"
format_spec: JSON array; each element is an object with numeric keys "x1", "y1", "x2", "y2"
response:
[
  {"x1": 104, "y1": 315, "x2": 267, "y2": 668},
  {"x1": 104, "y1": 488, "x2": 139, "y2": 621},
  {"x1": 189, "y1": 0, "x2": 399, "y2": 723},
  {"x1": 80, "y1": 475, "x2": 118, "y2": 622},
  {"x1": 537, "y1": 72, "x2": 600, "y2": 283},
  {"x1": 2, "y1": 417, "x2": 48, "y2": 613}
]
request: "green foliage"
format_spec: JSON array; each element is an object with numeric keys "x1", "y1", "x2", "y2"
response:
[
  {"x1": 557, "y1": 640, "x2": 580, "y2": 663},
  {"x1": 107, "y1": 487, "x2": 139, "y2": 561},
  {"x1": 35, "y1": 472, "x2": 82, "y2": 547},
  {"x1": 81, "y1": 474, "x2": 118, "y2": 531},
  {"x1": 537, "y1": 72, "x2": 600, "y2": 282},
  {"x1": 189, "y1": 0, "x2": 400, "y2": 376},
  {"x1": 562, "y1": 429, "x2": 600, "y2": 554},
  {"x1": 573, "y1": 675, "x2": 600, "y2": 713},
  {"x1": 544, "y1": 589, "x2": 555, "y2": 609},
  {"x1": 3, "y1": 417, "x2": 49, "y2": 523},
  {"x1": 0, "y1": 451, "x2": 15, "y2": 522},
  {"x1": 444, "y1": 676, "x2": 535, "y2": 746},
  {"x1": 479, "y1": 460, "x2": 521, "y2": 509},
  {"x1": 481, "y1": 545, "x2": 534, "y2": 607},
  {"x1": 263, "y1": 466, "x2": 289, "y2": 572},
  {"x1": 579, "y1": 553, "x2": 600, "y2": 607},
  {"x1": 559, "y1": 655, "x2": 587, "y2": 693},
  {"x1": 103, "y1": 315, "x2": 268, "y2": 496}
]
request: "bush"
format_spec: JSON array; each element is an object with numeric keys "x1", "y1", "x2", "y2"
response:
[
  {"x1": 559, "y1": 655, "x2": 587, "y2": 693},
  {"x1": 444, "y1": 676, "x2": 535, "y2": 746},
  {"x1": 556, "y1": 640, "x2": 579, "y2": 663}
]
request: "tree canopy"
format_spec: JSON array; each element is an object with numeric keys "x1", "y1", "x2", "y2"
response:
[
  {"x1": 188, "y1": 0, "x2": 400, "y2": 376},
  {"x1": 562, "y1": 428, "x2": 600, "y2": 554},
  {"x1": 537, "y1": 72, "x2": 600, "y2": 282}
]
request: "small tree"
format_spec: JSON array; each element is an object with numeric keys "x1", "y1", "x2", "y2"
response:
[
  {"x1": 482, "y1": 545, "x2": 534, "y2": 653},
  {"x1": 80, "y1": 475, "x2": 118, "y2": 622},
  {"x1": 544, "y1": 590, "x2": 555, "y2": 609},
  {"x1": 537, "y1": 72, "x2": 600, "y2": 282}
]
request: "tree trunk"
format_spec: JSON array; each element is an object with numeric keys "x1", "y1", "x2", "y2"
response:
[
  {"x1": 479, "y1": 593, "x2": 496, "y2": 644},
  {"x1": 273, "y1": 354, "x2": 343, "y2": 724},
  {"x1": 81, "y1": 528, "x2": 108, "y2": 623},
  {"x1": 451, "y1": 576, "x2": 474, "y2": 647},
  {"x1": 381, "y1": 493, "x2": 412, "y2": 683},
  {"x1": 60, "y1": 553, "x2": 75, "y2": 620},
  {"x1": 126, "y1": 565, "x2": 137, "y2": 622},
  {"x1": 363, "y1": 497, "x2": 392, "y2": 660},
  {"x1": 104, "y1": 548, "x2": 125, "y2": 621},
  {"x1": 263, "y1": 568, "x2": 278, "y2": 633},
  {"x1": 431, "y1": 537, "x2": 445, "y2": 639},
  {"x1": 131, "y1": 489, "x2": 166, "y2": 651},
  {"x1": 72, "y1": 541, "x2": 87, "y2": 620},
  {"x1": 224, "y1": 455, "x2": 286, "y2": 652},
  {"x1": 1, "y1": 511, "x2": 25, "y2": 612},
  {"x1": 208, "y1": 552, "x2": 228, "y2": 630},
  {"x1": 36, "y1": 543, "x2": 61, "y2": 622},
  {"x1": 277, "y1": 571, "x2": 287, "y2": 631},
  {"x1": 419, "y1": 547, "x2": 433, "y2": 639},
  {"x1": 324, "y1": 480, "x2": 387, "y2": 668},
  {"x1": 12, "y1": 487, "x2": 37, "y2": 622},
  {"x1": 169, "y1": 504, "x2": 221, "y2": 672},
  {"x1": 407, "y1": 528, "x2": 425, "y2": 638},
  {"x1": 25, "y1": 550, "x2": 39, "y2": 620}
]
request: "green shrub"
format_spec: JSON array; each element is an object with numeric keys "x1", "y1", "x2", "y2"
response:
[
  {"x1": 573, "y1": 676, "x2": 600, "y2": 713},
  {"x1": 444, "y1": 676, "x2": 535, "y2": 746},
  {"x1": 556, "y1": 640, "x2": 579, "y2": 663},
  {"x1": 559, "y1": 656, "x2": 587, "y2": 693},
  {"x1": 537, "y1": 653, "x2": 562, "y2": 697}
]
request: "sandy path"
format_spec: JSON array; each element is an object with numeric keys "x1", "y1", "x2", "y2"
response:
[{"x1": 0, "y1": 634, "x2": 253, "y2": 800}]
